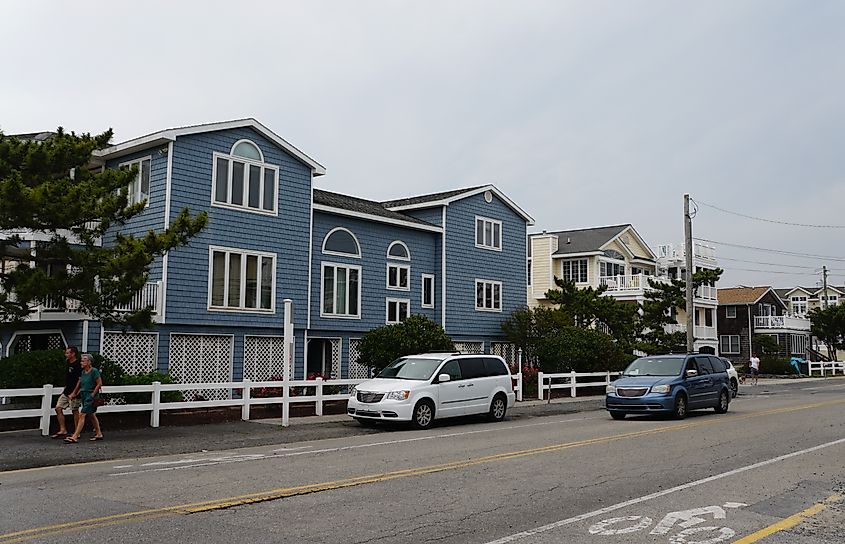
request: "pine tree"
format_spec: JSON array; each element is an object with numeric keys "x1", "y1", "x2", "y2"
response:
[{"x1": 0, "y1": 128, "x2": 207, "y2": 328}]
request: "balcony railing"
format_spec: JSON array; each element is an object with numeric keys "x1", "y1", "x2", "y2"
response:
[
  {"x1": 16, "y1": 281, "x2": 162, "y2": 320},
  {"x1": 695, "y1": 285, "x2": 717, "y2": 301},
  {"x1": 754, "y1": 315, "x2": 811, "y2": 331},
  {"x1": 694, "y1": 325, "x2": 717, "y2": 339},
  {"x1": 599, "y1": 274, "x2": 669, "y2": 293}
]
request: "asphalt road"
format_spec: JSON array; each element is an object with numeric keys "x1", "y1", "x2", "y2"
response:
[{"x1": 1, "y1": 379, "x2": 844, "y2": 544}]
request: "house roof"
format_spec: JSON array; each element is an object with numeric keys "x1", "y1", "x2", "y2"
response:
[
  {"x1": 313, "y1": 189, "x2": 441, "y2": 232},
  {"x1": 777, "y1": 285, "x2": 845, "y2": 299},
  {"x1": 718, "y1": 286, "x2": 785, "y2": 307},
  {"x1": 383, "y1": 184, "x2": 535, "y2": 225},
  {"x1": 532, "y1": 224, "x2": 656, "y2": 261},
  {"x1": 9, "y1": 131, "x2": 56, "y2": 142},
  {"x1": 93, "y1": 118, "x2": 326, "y2": 175}
]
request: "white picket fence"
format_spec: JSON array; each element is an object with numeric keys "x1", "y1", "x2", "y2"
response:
[
  {"x1": 537, "y1": 371, "x2": 620, "y2": 400},
  {"x1": 807, "y1": 361, "x2": 845, "y2": 377},
  {"x1": 0, "y1": 373, "x2": 525, "y2": 435}
]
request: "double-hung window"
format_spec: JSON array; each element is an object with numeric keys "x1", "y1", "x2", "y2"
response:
[
  {"x1": 387, "y1": 264, "x2": 409, "y2": 290},
  {"x1": 475, "y1": 279, "x2": 502, "y2": 312},
  {"x1": 422, "y1": 274, "x2": 435, "y2": 308},
  {"x1": 209, "y1": 247, "x2": 275, "y2": 311},
  {"x1": 720, "y1": 335, "x2": 740, "y2": 354},
  {"x1": 386, "y1": 298, "x2": 410, "y2": 324},
  {"x1": 212, "y1": 140, "x2": 278, "y2": 214},
  {"x1": 119, "y1": 157, "x2": 151, "y2": 206},
  {"x1": 475, "y1": 217, "x2": 502, "y2": 251},
  {"x1": 561, "y1": 259, "x2": 588, "y2": 283},
  {"x1": 726, "y1": 306, "x2": 737, "y2": 318},
  {"x1": 322, "y1": 263, "x2": 361, "y2": 318}
]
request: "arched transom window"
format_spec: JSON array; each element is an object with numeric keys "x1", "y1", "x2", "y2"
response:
[
  {"x1": 386, "y1": 241, "x2": 410, "y2": 261},
  {"x1": 212, "y1": 139, "x2": 278, "y2": 214},
  {"x1": 323, "y1": 228, "x2": 361, "y2": 257}
]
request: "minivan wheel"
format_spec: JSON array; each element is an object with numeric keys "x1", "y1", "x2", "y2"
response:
[
  {"x1": 715, "y1": 390, "x2": 730, "y2": 414},
  {"x1": 730, "y1": 378, "x2": 738, "y2": 398},
  {"x1": 488, "y1": 394, "x2": 507, "y2": 422},
  {"x1": 673, "y1": 394, "x2": 688, "y2": 420},
  {"x1": 610, "y1": 411, "x2": 626, "y2": 420},
  {"x1": 411, "y1": 400, "x2": 435, "y2": 430}
]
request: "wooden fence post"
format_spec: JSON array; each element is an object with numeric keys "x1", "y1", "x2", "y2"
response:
[{"x1": 40, "y1": 384, "x2": 53, "y2": 436}]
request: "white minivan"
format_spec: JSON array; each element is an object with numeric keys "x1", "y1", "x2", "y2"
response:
[{"x1": 347, "y1": 352, "x2": 516, "y2": 429}]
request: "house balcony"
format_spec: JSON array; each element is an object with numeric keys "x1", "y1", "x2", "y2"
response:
[
  {"x1": 694, "y1": 285, "x2": 717, "y2": 302},
  {"x1": 599, "y1": 274, "x2": 669, "y2": 300},
  {"x1": 20, "y1": 281, "x2": 163, "y2": 323},
  {"x1": 694, "y1": 325, "x2": 717, "y2": 339},
  {"x1": 754, "y1": 315, "x2": 811, "y2": 331}
]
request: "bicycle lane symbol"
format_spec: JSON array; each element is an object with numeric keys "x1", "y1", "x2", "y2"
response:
[{"x1": 588, "y1": 502, "x2": 747, "y2": 543}]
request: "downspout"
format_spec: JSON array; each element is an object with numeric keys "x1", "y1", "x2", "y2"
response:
[
  {"x1": 160, "y1": 141, "x2": 174, "y2": 324},
  {"x1": 441, "y1": 206, "x2": 447, "y2": 330},
  {"x1": 747, "y1": 303, "x2": 752, "y2": 359}
]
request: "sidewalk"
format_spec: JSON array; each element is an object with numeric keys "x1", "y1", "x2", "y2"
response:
[{"x1": 0, "y1": 396, "x2": 603, "y2": 472}]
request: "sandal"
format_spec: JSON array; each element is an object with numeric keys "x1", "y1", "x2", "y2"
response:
[
  {"x1": 89, "y1": 436, "x2": 104, "y2": 441},
  {"x1": 63, "y1": 437, "x2": 78, "y2": 444},
  {"x1": 50, "y1": 432, "x2": 68, "y2": 439}
]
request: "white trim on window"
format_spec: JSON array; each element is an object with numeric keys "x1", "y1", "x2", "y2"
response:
[
  {"x1": 475, "y1": 279, "x2": 503, "y2": 312},
  {"x1": 726, "y1": 306, "x2": 737, "y2": 319},
  {"x1": 475, "y1": 216, "x2": 502, "y2": 251},
  {"x1": 321, "y1": 227, "x2": 362, "y2": 258},
  {"x1": 386, "y1": 298, "x2": 411, "y2": 324},
  {"x1": 207, "y1": 246, "x2": 276, "y2": 313},
  {"x1": 386, "y1": 263, "x2": 410, "y2": 291},
  {"x1": 386, "y1": 240, "x2": 411, "y2": 261},
  {"x1": 118, "y1": 155, "x2": 153, "y2": 208},
  {"x1": 422, "y1": 274, "x2": 435, "y2": 308},
  {"x1": 720, "y1": 335, "x2": 740, "y2": 354},
  {"x1": 211, "y1": 151, "x2": 279, "y2": 216},
  {"x1": 320, "y1": 261, "x2": 362, "y2": 319}
]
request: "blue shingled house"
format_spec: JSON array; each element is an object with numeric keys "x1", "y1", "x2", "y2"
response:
[{"x1": 2, "y1": 120, "x2": 533, "y2": 394}]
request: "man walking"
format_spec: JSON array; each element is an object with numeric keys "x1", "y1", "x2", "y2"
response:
[
  {"x1": 749, "y1": 353, "x2": 760, "y2": 386},
  {"x1": 51, "y1": 346, "x2": 82, "y2": 439}
]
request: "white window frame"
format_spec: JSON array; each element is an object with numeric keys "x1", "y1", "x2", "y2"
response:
[
  {"x1": 475, "y1": 279, "x2": 503, "y2": 312},
  {"x1": 561, "y1": 258, "x2": 589, "y2": 283},
  {"x1": 119, "y1": 156, "x2": 152, "y2": 208},
  {"x1": 790, "y1": 334, "x2": 808, "y2": 355},
  {"x1": 320, "y1": 261, "x2": 362, "y2": 319},
  {"x1": 321, "y1": 227, "x2": 361, "y2": 258},
  {"x1": 475, "y1": 216, "x2": 502, "y2": 251},
  {"x1": 720, "y1": 335, "x2": 740, "y2": 354},
  {"x1": 386, "y1": 263, "x2": 410, "y2": 291},
  {"x1": 207, "y1": 246, "x2": 276, "y2": 313},
  {"x1": 386, "y1": 240, "x2": 411, "y2": 261},
  {"x1": 211, "y1": 150, "x2": 279, "y2": 216},
  {"x1": 726, "y1": 306, "x2": 737, "y2": 319},
  {"x1": 385, "y1": 298, "x2": 411, "y2": 324},
  {"x1": 422, "y1": 274, "x2": 435, "y2": 308}
]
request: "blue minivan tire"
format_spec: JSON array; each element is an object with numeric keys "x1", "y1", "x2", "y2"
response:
[
  {"x1": 672, "y1": 394, "x2": 688, "y2": 419},
  {"x1": 714, "y1": 390, "x2": 730, "y2": 414},
  {"x1": 610, "y1": 411, "x2": 626, "y2": 420}
]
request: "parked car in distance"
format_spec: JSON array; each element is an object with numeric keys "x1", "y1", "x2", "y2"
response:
[
  {"x1": 347, "y1": 352, "x2": 516, "y2": 429},
  {"x1": 719, "y1": 357, "x2": 740, "y2": 398},
  {"x1": 606, "y1": 354, "x2": 731, "y2": 420}
]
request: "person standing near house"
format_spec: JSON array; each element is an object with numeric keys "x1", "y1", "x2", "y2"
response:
[
  {"x1": 749, "y1": 353, "x2": 760, "y2": 386},
  {"x1": 51, "y1": 346, "x2": 81, "y2": 439},
  {"x1": 65, "y1": 354, "x2": 103, "y2": 443}
]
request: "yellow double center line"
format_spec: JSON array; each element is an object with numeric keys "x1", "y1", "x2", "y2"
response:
[
  {"x1": 733, "y1": 494, "x2": 843, "y2": 543},
  {"x1": 2, "y1": 398, "x2": 844, "y2": 543}
]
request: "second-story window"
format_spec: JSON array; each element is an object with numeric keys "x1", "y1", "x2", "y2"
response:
[
  {"x1": 387, "y1": 264, "x2": 409, "y2": 290},
  {"x1": 476, "y1": 217, "x2": 502, "y2": 251},
  {"x1": 322, "y1": 263, "x2": 361, "y2": 318},
  {"x1": 119, "y1": 157, "x2": 151, "y2": 206},
  {"x1": 212, "y1": 140, "x2": 278, "y2": 214},
  {"x1": 422, "y1": 274, "x2": 435, "y2": 308},
  {"x1": 209, "y1": 247, "x2": 275, "y2": 312},
  {"x1": 561, "y1": 258, "x2": 588, "y2": 283},
  {"x1": 476, "y1": 279, "x2": 502, "y2": 312}
]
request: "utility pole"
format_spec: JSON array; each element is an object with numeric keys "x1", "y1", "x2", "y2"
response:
[
  {"x1": 684, "y1": 194, "x2": 694, "y2": 353},
  {"x1": 823, "y1": 266, "x2": 829, "y2": 309}
]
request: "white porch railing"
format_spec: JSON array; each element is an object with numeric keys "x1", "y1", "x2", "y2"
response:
[
  {"x1": 807, "y1": 361, "x2": 845, "y2": 377},
  {"x1": 599, "y1": 274, "x2": 668, "y2": 293},
  {"x1": 114, "y1": 281, "x2": 162, "y2": 313},
  {"x1": 537, "y1": 371, "x2": 621, "y2": 400},
  {"x1": 694, "y1": 325, "x2": 717, "y2": 339},
  {"x1": 695, "y1": 285, "x2": 717, "y2": 301},
  {"x1": 754, "y1": 315, "x2": 811, "y2": 331},
  {"x1": 0, "y1": 373, "x2": 526, "y2": 435}
]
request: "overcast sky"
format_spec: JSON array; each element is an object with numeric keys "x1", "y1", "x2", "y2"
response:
[{"x1": 3, "y1": 1, "x2": 843, "y2": 289}]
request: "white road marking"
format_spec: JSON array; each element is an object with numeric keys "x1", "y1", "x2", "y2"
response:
[
  {"x1": 485, "y1": 436, "x2": 845, "y2": 543},
  {"x1": 109, "y1": 415, "x2": 603, "y2": 476}
]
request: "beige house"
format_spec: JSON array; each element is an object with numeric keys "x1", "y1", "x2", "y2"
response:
[{"x1": 775, "y1": 286, "x2": 844, "y2": 317}]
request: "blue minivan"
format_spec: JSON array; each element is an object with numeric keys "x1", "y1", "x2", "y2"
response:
[{"x1": 606, "y1": 354, "x2": 731, "y2": 419}]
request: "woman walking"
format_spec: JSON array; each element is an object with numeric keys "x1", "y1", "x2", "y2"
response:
[{"x1": 65, "y1": 354, "x2": 104, "y2": 443}]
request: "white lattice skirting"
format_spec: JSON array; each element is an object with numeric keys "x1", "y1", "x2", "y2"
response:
[
  {"x1": 102, "y1": 331, "x2": 158, "y2": 375},
  {"x1": 169, "y1": 334, "x2": 233, "y2": 400},
  {"x1": 243, "y1": 336, "x2": 286, "y2": 381}
]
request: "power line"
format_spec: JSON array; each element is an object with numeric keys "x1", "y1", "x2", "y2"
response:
[
  {"x1": 694, "y1": 199, "x2": 845, "y2": 229},
  {"x1": 715, "y1": 256, "x2": 822, "y2": 270},
  {"x1": 719, "y1": 266, "x2": 822, "y2": 276},
  {"x1": 695, "y1": 238, "x2": 845, "y2": 262}
]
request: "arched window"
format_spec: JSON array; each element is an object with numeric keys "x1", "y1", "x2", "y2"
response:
[
  {"x1": 323, "y1": 228, "x2": 360, "y2": 257},
  {"x1": 386, "y1": 241, "x2": 410, "y2": 261},
  {"x1": 603, "y1": 249, "x2": 625, "y2": 260},
  {"x1": 231, "y1": 140, "x2": 264, "y2": 162}
]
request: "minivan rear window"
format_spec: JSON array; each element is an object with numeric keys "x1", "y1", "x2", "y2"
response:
[
  {"x1": 484, "y1": 357, "x2": 509, "y2": 376},
  {"x1": 710, "y1": 356, "x2": 726, "y2": 373}
]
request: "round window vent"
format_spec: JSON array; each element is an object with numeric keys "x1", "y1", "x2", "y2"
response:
[{"x1": 484, "y1": 190, "x2": 493, "y2": 203}]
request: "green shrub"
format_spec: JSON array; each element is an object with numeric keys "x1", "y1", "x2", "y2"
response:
[
  {"x1": 535, "y1": 326, "x2": 627, "y2": 373},
  {"x1": 359, "y1": 315, "x2": 454, "y2": 371},
  {"x1": 759, "y1": 356, "x2": 793, "y2": 376},
  {"x1": 117, "y1": 372, "x2": 183, "y2": 404},
  {"x1": 0, "y1": 349, "x2": 126, "y2": 390}
]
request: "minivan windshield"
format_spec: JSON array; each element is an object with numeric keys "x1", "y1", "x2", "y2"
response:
[
  {"x1": 376, "y1": 357, "x2": 443, "y2": 380},
  {"x1": 623, "y1": 357, "x2": 684, "y2": 377}
]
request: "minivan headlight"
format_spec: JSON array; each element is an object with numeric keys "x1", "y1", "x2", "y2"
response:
[
  {"x1": 606, "y1": 385, "x2": 617, "y2": 395},
  {"x1": 651, "y1": 384, "x2": 671, "y2": 394},
  {"x1": 386, "y1": 390, "x2": 411, "y2": 401}
]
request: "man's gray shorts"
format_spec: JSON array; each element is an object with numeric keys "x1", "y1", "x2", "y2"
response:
[{"x1": 55, "y1": 394, "x2": 81, "y2": 411}]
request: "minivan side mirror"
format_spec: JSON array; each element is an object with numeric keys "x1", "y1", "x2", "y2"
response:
[
  {"x1": 438, "y1": 374, "x2": 452, "y2": 383},
  {"x1": 686, "y1": 369, "x2": 698, "y2": 378}
]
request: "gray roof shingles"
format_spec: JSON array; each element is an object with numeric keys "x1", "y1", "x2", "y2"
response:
[
  {"x1": 534, "y1": 225, "x2": 635, "y2": 256},
  {"x1": 314, "y1": 189, "x2": 437, "y2": 227},
  {"x1": 382, "y1": 186, "x2": 486, "y2": 208}
]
